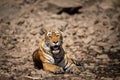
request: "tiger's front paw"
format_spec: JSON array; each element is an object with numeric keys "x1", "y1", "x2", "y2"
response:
[
  {"x1": 72, "y1": 66, "x2": 81, "y2": 75},
  {"x1": 66, "y1": 65, "x2": 81, "y2": 75},
  {"x1": 53, "y1": 67, "x2": 64, "y2": 74}
]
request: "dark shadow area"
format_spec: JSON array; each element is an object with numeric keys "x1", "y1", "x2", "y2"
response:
[
  {"x1": 106, "y1": 50, "x2": 120, "y2": 60},
  {"x1": 95, "y1": 50, "x2": 120, "y2": 78},
  {"x1": 32, "y1": 49, "x2": 43, "y2": 70},
  {"x1": 57, "y1": 6, "x2": 82, "y2": 15}
]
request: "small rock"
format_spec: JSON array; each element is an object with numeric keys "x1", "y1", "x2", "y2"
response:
[
  {"x1": 88, "y1": 27, "x2": 95, "y2": 34},
  {"x1": 7, "y1": 44, "x2": 15, "y2": 50},
  {"x1": 99, "y1": 0, "x2": 113, "y2": 9},
  {"x1": 24, "y1": 0, "x2": 37, "y2": 4},
  {"x1": 30, "y1": 29, "x2": 40, "y2": 35},
  {"x1": 96, "y1": 54, "x2": 110, "y2": 63},
  {"x1": 96, "y1": 54, "x2": 109, "y2": 59},
  {"x1": 64, "y1": 37, "x2": 74, "y2": 46},
  {"x1": 90, "y1": 45, "x2": 103, "y2": 53},
  {"x1": 83, "y1": 37, "x2": 92, "y2": 44},
  {"x1": 17, "y1": 20, "x2": 25, "y2": 26},
  {"x1": 48, "y1": 0, "x2": 82, "y2": 8}
]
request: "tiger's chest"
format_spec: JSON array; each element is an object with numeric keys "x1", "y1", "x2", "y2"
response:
[
  {"x1": 42, "y1": 43, "x2": 66, "y2": 67},
  {"x1": 53, "y1": 53, "x2": 64, "y2": 64},
  {"x1": 43, "y1": 50, "x2": 65, "y2": 67},
  {"x1": 53, "y1": 50, "x2": 66, "y2": 67}
]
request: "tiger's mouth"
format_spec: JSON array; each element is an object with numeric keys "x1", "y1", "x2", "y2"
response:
[
  {"x1": 51, "y1": 45, "x2": 60, "y2": 51},
  {"x1": 50, "y1": 45, "x2": 60, "y2": 54}
]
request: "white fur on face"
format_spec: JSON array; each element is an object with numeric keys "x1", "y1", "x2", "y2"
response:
[
  {"x1": 43, "y1": 42, "x2": 51, "y2": 51},
  {"x1": 52, "y1": 42, "x2": 60, "y2": 46},
  {"x1": 52, "y1": 50, "x2": 60, "y2": 54},
  {"x1": 43, "y1": 42, "x2": 60, "y2": 54}
]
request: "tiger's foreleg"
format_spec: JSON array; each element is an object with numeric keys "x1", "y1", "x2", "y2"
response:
[
  {"x1": 71, "y1": 59, "x2": 85, "y2": 71},
  {"x1": 71, "y1": 59, "x2": 82, "y2": 66},
  {"x1": 64, "y1": 55, "x2": 81, "y2": 74},
  {"x1": 42, "y1": 63, "x2": 64, "y2": 74}
]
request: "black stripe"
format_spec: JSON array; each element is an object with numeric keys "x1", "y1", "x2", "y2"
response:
[
  {"x1": 58, "y1": 57, "x2": 64, "y2": 63},
  {"x1": 64, "y1": 59, "x2": 73, "y2": 70},
  {"x1": 63, "y1": 60, "x2": 68, "y2": 70},
  {"x1": 65, "y1": 63, "x2": 73, "y2": 72},
  {"x1": 42, "y1": 54, "x2": 54, "y2": 63}
]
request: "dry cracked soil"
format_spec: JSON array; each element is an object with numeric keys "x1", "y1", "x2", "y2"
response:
[{"x1": 0, "y1": 0, "x2": 120, "y2": 80}]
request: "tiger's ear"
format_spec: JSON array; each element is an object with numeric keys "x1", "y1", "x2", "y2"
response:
[{"x1": 40, "y1": 27, "x2": 47, "y2": 35}]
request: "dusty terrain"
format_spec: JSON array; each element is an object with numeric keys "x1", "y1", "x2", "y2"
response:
[{"x1": 0, "y1": 0, "x2": 120, "y2": 80}]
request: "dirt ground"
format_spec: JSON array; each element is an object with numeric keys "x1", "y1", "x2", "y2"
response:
[{"x1": 0, "y1": 0, "x2": 120, "y2": 80}]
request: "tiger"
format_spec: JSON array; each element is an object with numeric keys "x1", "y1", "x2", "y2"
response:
[{"x1": 32, "y1": 28, "x2": 83, "y2": 74}]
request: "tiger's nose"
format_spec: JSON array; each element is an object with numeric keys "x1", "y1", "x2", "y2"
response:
[{"x1": 53, "y1": 41, "x2": 58, "y2": 44}]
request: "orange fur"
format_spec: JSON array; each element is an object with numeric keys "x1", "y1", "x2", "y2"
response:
[{"x1": 32, "y1": 29, "x2": 82, "y2": 74}]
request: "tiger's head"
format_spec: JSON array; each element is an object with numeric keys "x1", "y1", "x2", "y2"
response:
[{"x1": 42, "y1": 28, "x2": 63, "y2": 54}]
